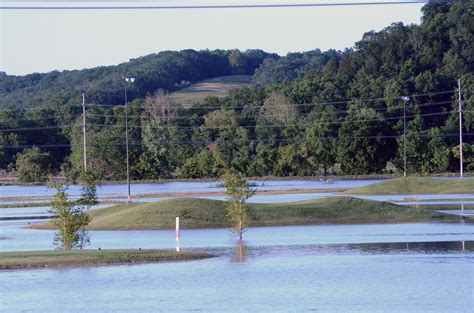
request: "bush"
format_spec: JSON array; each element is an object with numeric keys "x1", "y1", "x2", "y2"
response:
[{"x1": 15, "y1": 147, "x2": 54, "y2": 182}]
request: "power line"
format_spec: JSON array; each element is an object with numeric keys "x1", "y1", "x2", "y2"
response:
[
  {"x1": 89, "y1": 110, "x2": 465, "y2": 129},
  {"x1": 4, "y1": 91, "x2": 461, "y2": 120},
  {"x1": 1, "y1": 100, "x2": 453, "y2": 125},
  {"x1": 7, "y1": 88, "x2": 466, "y2": 115},
  {"x1": 1, "y1": 132, "x2": 472, "y2": 149},
  {"x1": 0, "y1": 1, "x2": 430, "y2": 11},
  {"x1": 78, "y1": 89, "x2": 468, "y2": 110},
  {"x1": 1, "y1": 109, "x2": 467, "y2": 133}
]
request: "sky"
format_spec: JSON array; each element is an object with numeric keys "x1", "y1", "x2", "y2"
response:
[{"x1": 1, "y1": 0, "x2": 425, "y2": 75}]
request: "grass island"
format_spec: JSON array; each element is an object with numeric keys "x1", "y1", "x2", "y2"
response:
[{"x1": 0, "y1": 249, "x2": 213, "y2": 270}]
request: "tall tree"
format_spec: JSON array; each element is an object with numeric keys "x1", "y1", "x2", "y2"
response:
[
  {"x1": 49, "y1": 184, "x2": 91, "y2": 250},
  {"x1": 76, "y1": 171, "x2": 99, "y2": 249},
  {"x1": 305, "y1": 103, "x2": 338, "y2": 176},
  {"x1": 223, "y1": 170, "x2": 255, "y2": 241}
]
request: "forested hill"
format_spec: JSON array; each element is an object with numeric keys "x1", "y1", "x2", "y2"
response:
[
  {"x1": 0, "y1": 49, "x2": 278, "y2": 108},
  {"x1": 0, "y1": 1, "x2": 473, "y2": 182}
]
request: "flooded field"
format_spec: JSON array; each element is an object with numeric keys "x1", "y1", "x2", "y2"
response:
[
  {"x1": 1, "y1": 180, "x2": 473, "y2": 312},
  {"x1": 1, "y1": 223, "x2": 473, "y2": 312}
]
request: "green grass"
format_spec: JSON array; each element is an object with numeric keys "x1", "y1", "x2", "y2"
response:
[
  {"x1": 32, "y1": 197, "x2": 460, "y2": 231},
  {"x1": 0, "y1": 249, "x2": 213, "y2": 270},
  {"x1": 346, "y1": 177, "x2": 474, "y2": 195},
  {"x1": 170, "y1": 75, "x2": 252, "y2": 106}
]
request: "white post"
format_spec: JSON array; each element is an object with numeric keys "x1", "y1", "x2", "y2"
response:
[
  {"x1": 175, "y1": 217, "x2": 180, "y2": 252},
  {"x1": 458, "y1": 79, "x2": 463, "y2": 178},
  {"x1": 82, "y1": 92, "x2": 87, "y2": 172},
  {"x1": 175, "y1": 217, "x2": 180, "y2": 241}
]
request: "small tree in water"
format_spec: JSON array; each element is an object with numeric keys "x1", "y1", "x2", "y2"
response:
[
  {"x1": 76, "y1": 171, "x2": 98, "y2": 249},
  {"x1": 223, "y1": 170, "x2": 255, "y2": 241},
  {"x1": 49, "y1": 183, "x2": 92, "y2": 250}
]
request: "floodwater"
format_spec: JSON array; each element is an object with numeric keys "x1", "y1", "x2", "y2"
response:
[
  {"x1": 1, "y1": 180, "x2": 473, "y2": 311},
  {"x1": 1, "y1": 223, "x2": 473, "y2": 312},
  {"x1": 1, "y1": 222, "x2": 473, "y2": 251},
  {"x1": 0, "y1": 179, "x2": 382, "y2": 199}
]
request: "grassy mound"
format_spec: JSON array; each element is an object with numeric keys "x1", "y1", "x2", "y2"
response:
[
  {"x1": 33, "y1": 197, "x2": 458, "y2": 231},
  {"x1": 346, "y1": 177, "x2": 474, "y2": 195},
  {"x1": 170, "y1": 75, "x2": 252, "y2": 106},
  {"x1": 0, "y1": 249, "x2": 212, "y2": 270}
]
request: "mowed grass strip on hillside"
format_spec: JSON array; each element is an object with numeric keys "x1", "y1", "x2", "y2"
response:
[
  {"x1": 346, "y1": 177, "x2": 474, "y2": 195},
  {"x1": 54, "y1": 197, "x2": 462, "y2": 230},
  {"x1": 0, "y1": 249, "x2": 212, "y2": 270},
  {"x1": 170, "y1": 75, "x2": 252, "y2": 106}
]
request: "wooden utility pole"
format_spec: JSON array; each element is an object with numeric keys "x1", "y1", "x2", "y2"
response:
[
  {"x1": 458, "y1": 79, "x2": 463, "y2": 178},
  {"x1": 401, "y1": 96, "x2": 409, "y2": 178},
  {"x1": 123, "y1": 76, "x2": 135, "y2": 203},
  {"x1": 82, "y1": 92, "x2": 87, "y2": 172}
]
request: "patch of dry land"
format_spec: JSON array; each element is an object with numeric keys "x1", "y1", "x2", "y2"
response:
[
  {"x1": 31, "y1": 197, "x2": 461, "y2": 231},
  {"x1": 0, "y1": 249, "x2": 213, "y2": 270}
]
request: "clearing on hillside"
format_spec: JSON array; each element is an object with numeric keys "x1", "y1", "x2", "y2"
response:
[{"x1": 170, "y1": 75, "x2": 252, "y2": 106}]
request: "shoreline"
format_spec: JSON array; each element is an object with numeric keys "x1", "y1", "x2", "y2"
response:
[{"x1": 0, "y1": 249, "x2": 213, "y2": 270}]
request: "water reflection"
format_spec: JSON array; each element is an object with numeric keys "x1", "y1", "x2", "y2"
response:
[
  {"x1": 231, "y1": 242, "x2": 248, "y2": 263},
  {"x1": 348, "y1": 240, "x2": 474, "y2": 254},
  {"x1": 219, "y1": 241, "x2": 474, "y2": 262}
]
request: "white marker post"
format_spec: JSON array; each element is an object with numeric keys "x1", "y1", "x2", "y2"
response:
[{"x1": 175, "y1": 217, "x2": 180, "y2": 252}]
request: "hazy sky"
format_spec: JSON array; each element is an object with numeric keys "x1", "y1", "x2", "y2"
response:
[{"x1": 1, "y1": 0, "x2": 425, "y2": 75}]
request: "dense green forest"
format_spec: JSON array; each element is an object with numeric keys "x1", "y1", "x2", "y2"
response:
[
  {"x1": 0, "y1": 49, "x2": 278, "y2": 109},
  {"x1": 0, "y1": 1, "x2": 473, "y2": 182}
]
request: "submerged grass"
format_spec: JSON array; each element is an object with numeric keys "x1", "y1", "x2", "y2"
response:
[
  {"x1": 346, "y1": 177, "x2": 474, "y2": 195},
  {"x1": 0, "y1": 249, "x2": 212, "y2": 270},
  {"x1": 32, "y1": 197, "x2": 460, "y2": 231}
]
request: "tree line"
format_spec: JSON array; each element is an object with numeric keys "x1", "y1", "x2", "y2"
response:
[{"x1": 0, "y1": 1, "x2": 473, "y2": 182}]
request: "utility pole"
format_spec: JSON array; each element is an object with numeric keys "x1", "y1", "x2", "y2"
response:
[
  {"x1": 82, "y1": 92, "x2": 87, "y2": 172},
  {"x1": 123, "y1": 76, "x2": 135, "y2": 203},
  {"x1": 458, "y1": 79, "x2": 463, "y2": 178},
  {"x1": 401, "y1": 96, "x2": 409, "y2": 178}
]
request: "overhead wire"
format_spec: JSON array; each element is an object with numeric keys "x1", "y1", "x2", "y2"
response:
[
  {"x1": 1, "y1": 132, "x2": 473, "y2": 149},
  {"x1": 0, "y1": 1, "x2": 431, "y2": 11},
  {"x1": 4, "y1": 89, "x2": 463, "y2": 122},
  {"x1": 1, "y1": 109, "x2": 469, "y2": 133}
]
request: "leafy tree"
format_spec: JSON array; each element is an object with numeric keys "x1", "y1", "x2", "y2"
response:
[
  {"x1": 15, "y1": 147, "x2": 54, "y2": 182},
  {"x1": 305, "y1": 103, "x2": 338, "y2": 176},
  {"x1": 336, "y1": 103, "x2": 394, "y2": 174},
  {"x1": 260, "y1": 91, "x2": 298, "y2": 125},
  {"x1": 223, "y1": 170, "x2": 255, "y2": 241},
  {"x1": 76, "y1": 171, "x2": 99, "y2": 249},
  {"x1": 49, "y1": 183, "x2": 91, "y2": 250},
  {"x1": 143, "y1": 89, "x2": 181, "y2": 123},
  {"x1": 0, "y1": 107, "x2": 27, "y2": 169}
]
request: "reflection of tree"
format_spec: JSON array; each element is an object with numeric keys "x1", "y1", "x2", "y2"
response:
[{"x1": 231, "y1": 242, "x2": 248, "y2": 263}]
